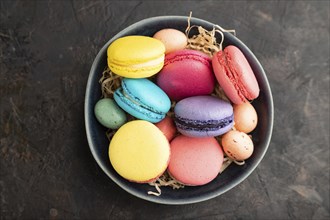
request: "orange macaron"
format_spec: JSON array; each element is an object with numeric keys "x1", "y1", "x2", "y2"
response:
[{"x1": 154, "y1": 116, "x2": 177, "y2": 142}]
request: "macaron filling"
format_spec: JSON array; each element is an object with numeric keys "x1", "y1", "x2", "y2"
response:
[
  {"x1": 128, "y1": 55, "x2": 165, "y2": 69},
  {"x1": 175, "y1": 115, "x2": 234, "y2": 132}
]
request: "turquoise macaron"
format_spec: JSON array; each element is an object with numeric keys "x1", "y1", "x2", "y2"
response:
[{"x1": 114, "y1": 78, "x2": 171, "y2": 123}]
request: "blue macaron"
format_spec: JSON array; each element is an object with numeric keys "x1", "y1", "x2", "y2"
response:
[
  {"x1": 174, "y1": 96, "x2": 234, "y2": 137},
  {"x1": 114, "y1": 78, "x2": 171, "y2": 123}
]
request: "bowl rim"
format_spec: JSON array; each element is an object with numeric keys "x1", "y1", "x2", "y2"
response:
[{"x1": 85, "y1": 15, "x2": 274, "y2": 205}]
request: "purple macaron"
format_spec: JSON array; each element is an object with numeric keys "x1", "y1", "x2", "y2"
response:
[{"x1": 174, "y1": 96, "x2": 234, "y2": 137}]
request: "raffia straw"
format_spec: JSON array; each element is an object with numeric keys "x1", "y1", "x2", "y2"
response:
[
  {"x1": 185, "y1": 11, "x2": 236, "y2": 56},
  {"x1": 213, "y1": 85, "x2": 230, "y2": 102},
  {"x1": 220, "y1": 157, "x2": 233, "y2": 173},
  {"x1": 220, "y1": 157, "x2": 246, "y2": 174},
  {"x1": 233, "y1": 160, "x2": 246, "y2": 166},
  {"x1": 148, "y1": 171, "x2": 185, "y2": 196},
  {"x1": 148, "y1": 183, "x2": 162, "y2": 196},
  {"x1": 99, "y1": 68, "x2": 122, "y2": 98}
]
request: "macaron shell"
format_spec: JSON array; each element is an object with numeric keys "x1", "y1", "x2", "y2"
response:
[
  {"x1": 114, "y1": 90, "x2": 165, "y2": 123},
  {"x1": 226, "y1": 46, "x2": 259, "y2": 100},
  {"x1": 153, "y1": 28, "x2": 187, "y2": 54},
  {"x1": 157, "y1": 49, "x2": 215, "y2": 101},
  {"x1": 233, "y1": 102, "x2": 258, "y2": 133},
  {"x1": 212, "y1": 54, "x2": 245, "y2": 104},
  {"x1": 109, "y1": 120, "x2": 170, "y2": 183},
  {"x1": 114, "y1": 78, "x2": 171, "y2": 123},
  {"x1": 212, "y1": 45, "x2": 259, "y2": 104},
  {"x1": 168, "y1": 135, "x2": 224, "y2": 186},
  {"x1": 107, "y1": 36, "x2": 165, "y2": 78},
  {"x1": 221, "y1": 130, "x2": 254, "y2": 161},
  {"x1": 122, "y1": 78, "x2": 171, "y2": 114},
  {"x1": 175, "y1": 96, "x2": 233, "y2": 120},
  {"x1": 174, "y1": 96, "x2": 234, "y2": 137}
]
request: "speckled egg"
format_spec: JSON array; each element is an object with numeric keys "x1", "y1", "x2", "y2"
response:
[
  {"x1": 153, "y1": 28, "x2": 187, "y2": 54},
  {"x1": 94, "y1": 98, "x2": 127, "y2": 129},
  {"x1": 233, "y1": 102, "x2": 258, "y2": 133},
  {"x1": 221, "y1": 130, "x2": 254, "y2": 161}
]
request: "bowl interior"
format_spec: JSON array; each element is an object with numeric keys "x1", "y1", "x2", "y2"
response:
[{"x1": 85, "y1": 16, "x2": 274, "y2": 205}]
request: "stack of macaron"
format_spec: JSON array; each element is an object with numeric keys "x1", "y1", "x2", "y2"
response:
[{"x1": 94, "y1": 27, "x2": 260, "y2": 187}]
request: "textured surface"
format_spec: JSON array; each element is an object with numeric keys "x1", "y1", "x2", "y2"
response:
[
  {"x1": 0, "y1": 0, "x2": 329, "y2": 219},
  {"x1": 107, "y1": 36, "x2": 165, "y2": 78},
  {"x1": 168, "y1": 136, "x2": 224, "y2": 186},
  {"x1": 212, "y1": 45, "x2": 260, "y2": 104},
  {"x1": 158, "y1": 49, "x2": 215, "y2": 101}
]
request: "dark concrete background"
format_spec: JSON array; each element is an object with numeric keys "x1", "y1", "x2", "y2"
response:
[{"x1": 0, "y1": 0, "x2": 329, "y2": 219}]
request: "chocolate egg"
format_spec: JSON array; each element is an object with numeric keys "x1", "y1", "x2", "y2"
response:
[
  {"x1": 221, "y1": 130, "x2": 254, "y2": 161},
  {"x1": 233, "y1": 102, "x2": 258, "y2": 133}
]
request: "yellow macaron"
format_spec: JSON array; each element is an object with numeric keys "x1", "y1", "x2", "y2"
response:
[
  {"x1": 109, "y1": 120, "x2": 170, "y2": 183},
  {"x1": 107, "y1": 36, "x2": 165, "y2": 78}
]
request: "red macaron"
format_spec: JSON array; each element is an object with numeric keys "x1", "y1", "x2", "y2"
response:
[
  {"x1": 212, "y1": 45, "x2": 259, "y2": 104},
  {"x1": 157, "y1": 49, "x2": 215, "y2": 101}
]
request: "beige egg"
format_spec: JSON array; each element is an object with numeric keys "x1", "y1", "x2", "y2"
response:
[
  {"x1": 221, "y1": 130, "x2": 254, "y2": 161},
  {"x1": 153, "y1": 28, "x2": 187, "y2": 54},
  {"x1": 233, "y1": 102, "x2": 258, "y2": 133}
]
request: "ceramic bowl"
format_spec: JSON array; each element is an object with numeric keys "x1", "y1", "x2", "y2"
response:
[{"x1": 85, "y1": 16, "x2": 274, "y2": 205}]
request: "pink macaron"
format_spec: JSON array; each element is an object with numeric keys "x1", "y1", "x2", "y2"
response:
[
  {"x1": 168, "y1": 135, "x2": 224, "y2": 186},
  {"x1": 157, "y1": 49, "x2": 215, "y2": 101},
  {"x1": 212, "y1": 45, "x2": 259, "y2": 104}
]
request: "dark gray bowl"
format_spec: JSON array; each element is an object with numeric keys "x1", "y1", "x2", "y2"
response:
[{"x1": 85, "y1": 16, "x2": 274, "y2": 205}]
